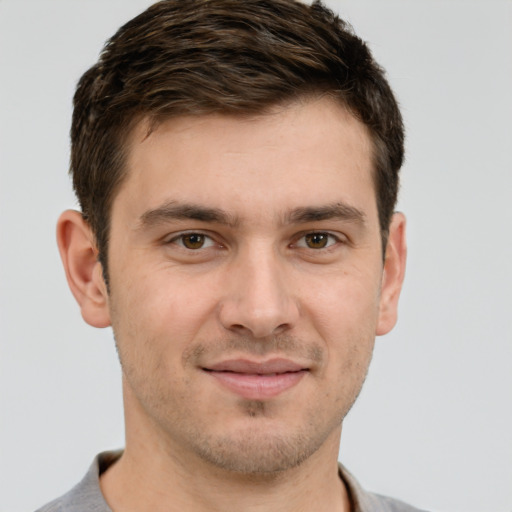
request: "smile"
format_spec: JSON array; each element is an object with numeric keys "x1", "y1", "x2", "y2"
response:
[{"x1": 203, "y1": 358, "x2": 309, "y2": 400}]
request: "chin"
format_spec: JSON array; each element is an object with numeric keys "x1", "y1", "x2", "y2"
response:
[{"x1": 183, "y1": 412, "x2": 337, "y2": 476}]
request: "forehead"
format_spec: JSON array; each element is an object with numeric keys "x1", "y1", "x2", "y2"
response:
[{"x1": 116, "y1": 97, "x2": 376, "y2": 224}]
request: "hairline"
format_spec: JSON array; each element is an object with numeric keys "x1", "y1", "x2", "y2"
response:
[{"x1": 95, "y1": 92, "x2": 389, "y2": 284}]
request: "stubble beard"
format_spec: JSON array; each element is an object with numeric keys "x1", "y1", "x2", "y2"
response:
[
  {"x1": 174, "y1": 398, "x2": 341, "y2": 476},
  {"x1": 115, "y1": 330, "x2": 373, "y2": 477}
]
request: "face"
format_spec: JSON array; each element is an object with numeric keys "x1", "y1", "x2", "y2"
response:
[{"x1": 94, "y1": 98, "x2": 403, "y2": 474}]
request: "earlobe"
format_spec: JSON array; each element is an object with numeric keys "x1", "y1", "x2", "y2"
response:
[
  {"x1": 56, "y1": 210, "x2": 111, "y2": 328},
  {"x1": 376, "y1": 212, "x2": 407, "y2": 336}
]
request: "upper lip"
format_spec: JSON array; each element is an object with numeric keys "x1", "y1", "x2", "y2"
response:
[{"x1": 204, "y1": 358, "x2": 307, "y2": 374}]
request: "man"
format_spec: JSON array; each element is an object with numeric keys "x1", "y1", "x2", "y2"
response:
[{"x1": 37, "y1": 0, "x2": 421, "y2": 510}]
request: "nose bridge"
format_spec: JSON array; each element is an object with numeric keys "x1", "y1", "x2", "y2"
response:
[{"x1": 219, "y1": 240, "x2": 298, "y2": 338}]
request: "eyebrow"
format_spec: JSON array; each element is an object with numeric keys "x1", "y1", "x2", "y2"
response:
[
  {"x1": 138, "y1": 200, "x2": 366, "y2": 230},
  {"x1": 138, "y1": 201, "x2": 239, "y2": 228},
  {"x1": 285, "y1": 202, "x2": 366, "y2": 225}
]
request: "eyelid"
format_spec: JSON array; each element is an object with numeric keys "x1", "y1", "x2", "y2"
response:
[
  {"x1": 162, "y1": 229, "x2": 346, "y2": 251},
  {"x1": 292, "y1": 231, "x2": 345, "y2": 249},
  {"x1": 165, "y1": 231, "x2": 219, "y2": 249}
]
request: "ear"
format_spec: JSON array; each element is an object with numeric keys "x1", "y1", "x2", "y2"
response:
[
  {"x1": 56, "y1": 210, "x2": 111, "y2": 328},
  {"x1": 376, "y1": 212, "x2": 407, "y2": 336}
]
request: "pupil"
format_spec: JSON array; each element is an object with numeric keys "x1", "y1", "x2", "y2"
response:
[
  {"x1": 184, "y1": 234, "x2": 204, "y2": 249},
  {"x1": 306, "y1": 233, "x2": 328, "y2": 248}
]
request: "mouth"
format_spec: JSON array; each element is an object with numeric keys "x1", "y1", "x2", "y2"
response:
[{"x1": 202, "y1": 358, "x2": 309, "y2": 400}]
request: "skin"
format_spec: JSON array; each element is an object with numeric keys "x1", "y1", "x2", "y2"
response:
[{"x1": 57, "y1": 97, "x2": 406, "y2": 512}]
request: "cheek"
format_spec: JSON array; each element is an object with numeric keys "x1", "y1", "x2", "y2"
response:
[
  {"x1": 305, "y1": 268, "x2": 381, "y2": 334},
  {"x1": 109, "y1": 265, "x2": 219, "y2": 361},
  {"x1": 304, "y1": 270, "x2": 380, "y2": 376}
]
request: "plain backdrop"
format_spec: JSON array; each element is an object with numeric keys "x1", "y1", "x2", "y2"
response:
[{"x1": 1, "y1": 1, "x2": 511, "y2": 511}]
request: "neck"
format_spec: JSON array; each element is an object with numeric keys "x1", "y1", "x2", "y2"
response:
[
  {"x1": 100, "y1": 383, "x2": 351, "y2": 512},
  {"x1": 101, "y1": 442, "x2": 350, "y2": 512}
]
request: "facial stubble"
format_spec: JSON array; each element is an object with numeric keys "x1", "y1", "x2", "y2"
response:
[{"x1": 114, "y1": 325, "x2": 374, "y2": 477}]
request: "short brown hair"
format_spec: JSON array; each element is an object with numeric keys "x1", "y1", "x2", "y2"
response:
[{"x1": 71, "y1": 0, "x2": 404, "y2": 278}]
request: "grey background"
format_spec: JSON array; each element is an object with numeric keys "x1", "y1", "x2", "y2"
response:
[{"x1": 1, "y1": 1, "x2": 511, "y2": 511}]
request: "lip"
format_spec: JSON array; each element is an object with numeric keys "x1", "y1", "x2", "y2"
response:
[{"x1": 203, "y1": 358, "x2": 308, "y2": 400}]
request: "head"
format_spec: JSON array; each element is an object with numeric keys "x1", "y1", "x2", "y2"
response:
[
  {"x1": 58, "y1": 0, "x2": 407, "y2": 478},
  {"x1": 70, "y1": 0, "x2": 404, "y2": 284}
]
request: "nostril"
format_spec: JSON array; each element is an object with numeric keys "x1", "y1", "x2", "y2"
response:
[
  {"x1": 218, "y1": 296, "x2": 299, "y2": 339},
  {"x1": 272, "y1": 323, "x2": 289, "y2": 335},
  {"x1": 228, "y1": 322, "x2": 291, "y2": 339},
  {"x1": 228, "y1": 324, "x2": 253, "y2": 335}
]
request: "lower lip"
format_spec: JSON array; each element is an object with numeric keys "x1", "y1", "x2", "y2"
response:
[{"x1": 206, "y1": 370, "x2": 307, "y2": 400}]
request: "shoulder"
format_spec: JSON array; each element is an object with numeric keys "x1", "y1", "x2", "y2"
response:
[
  {"x1": 35, "y1": 494, "x2": 67, "y2": 512},
  {"x1": 339, "y1": 464, "x2": 429, "y2": 512},
  {"x1": 34, "y1": 484, "x2": 85, "y2": 512},
  {"x1": 368, "y1": 493, "x2": 429, "y2": 512},
  {"x1": 34, "y1": 451, "x2": 121, "y2": 512}
]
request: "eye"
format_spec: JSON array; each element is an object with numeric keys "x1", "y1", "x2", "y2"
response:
[
  {"x1": 296, "y1": 232, "x2": 338, "y2": 249},
  {"x1": 171, "y1": 233, "x2": 216, "y2": 250}
]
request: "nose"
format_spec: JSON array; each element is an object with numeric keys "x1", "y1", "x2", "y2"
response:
[{"x1": 218, "y1": 246, "x2": 300, "y2": 339}]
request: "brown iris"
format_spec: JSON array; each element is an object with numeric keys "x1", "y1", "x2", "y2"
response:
[
  {"x1": 304, "y1": 233, "x2": 330, "y2": 249},
  {"x1": 182, "y1": 233, "x2": 205, "y2": 249}
]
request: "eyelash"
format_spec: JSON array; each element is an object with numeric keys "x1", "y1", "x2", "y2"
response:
[
  {"x1": 166, "y1": 231, "x2": 343, "y2": 251},
  {"x1": 293, "y1": 231, "x2": 341, "y2": 250},
  {"x1": 166, "y1": 232, "x2": 218, "y2": 250}
]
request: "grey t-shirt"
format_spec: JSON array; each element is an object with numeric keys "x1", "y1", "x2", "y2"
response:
[{"x1": 35, "y1": 451, "x2": 428, "y2": 512}]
